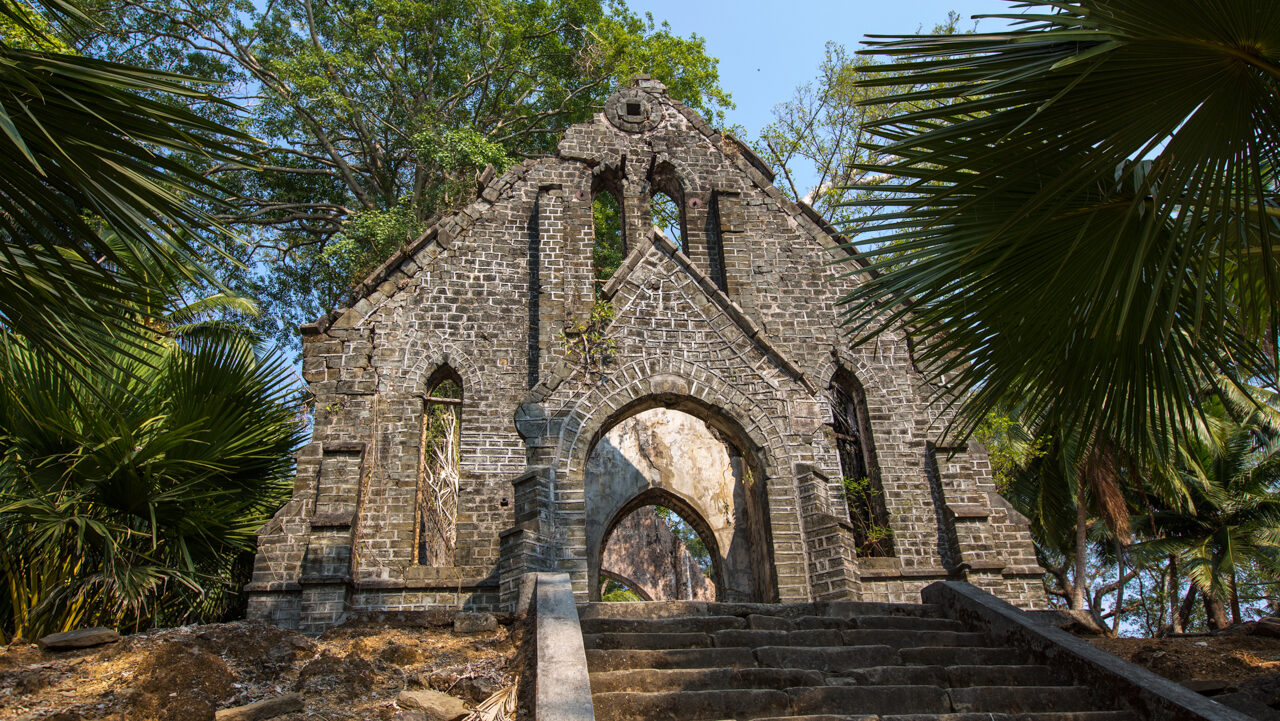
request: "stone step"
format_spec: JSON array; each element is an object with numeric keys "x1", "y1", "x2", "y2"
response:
[
  {"x1": 586, "y1": 646, "x2": 756, "y2": 672},
  {"x1": 899, "y1": 646, "x2": 1032, "y2": 666},
  {"x1": 828, "y1": 664, "x2": 1067, "y2": 689},
  {"x1": 577, "y1": 601, "x2": 948, "y2": 622},
  {"x1": 584, "y1": 632, "x2": 712, "y2": 650},
  {"x1": 754, "y1": 645, "x2": 901, "y2": 672},
  {"x1": 877, "y1": 712, "x2": 1137, "y2": 721},
  {"x1": 848, "y1": 615, "x2": 967, "y2": 632},
  {"x1": 746, "y1": 614, "x2": 849, "y2": 631},
  {"x1": 589, "y1": 667, "x2": 824, "y2": 693},
  {"x1": 592, "y1": 689, "x2": 791, "y2": 721},
  {"x1": 750, "y1": 714, "x2": 1135, "y2": 721},
  {"x1": 823, "y1": 602, "x2": 948, "y2": 620},
  {"x1": 582, "y1": 615, "x2": 747, "y2": 635},
  {"x1": 786, "y1": 684, "x2": 953, "y2": 716},
  {"x1": 713, "y1": 629, "x2": 840, "y2": 648},
  {"x1": 946, "y1": 664, "x2": 1066, "y2": 687},
  {"x1": 701, "y1": 628, "x2": 985, "y2": 650},
  {"x1": 948, "y1": 685, "x2": 1098, "y2": 714},
  {"x1": 579, "y1": 602, "x2": 715, "y2": 620},
  {"x1": 841, "y1": 629, "x2": 989, "y2": 649},
  {"x1": 830, "y1": 665, "x2": 948, "y2": 687}
]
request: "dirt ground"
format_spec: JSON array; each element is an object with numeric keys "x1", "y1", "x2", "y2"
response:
[
  {"x1": 0, "y1": 617, "x2": 527, "y2": 721},
  {"x1": 1088, "y1": 633, "x2": 1280, "y2": 684}
]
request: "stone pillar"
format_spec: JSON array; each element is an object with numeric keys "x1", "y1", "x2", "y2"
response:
[{"x1": 714, "y1": 190, "x2": 750, "y2": 302}]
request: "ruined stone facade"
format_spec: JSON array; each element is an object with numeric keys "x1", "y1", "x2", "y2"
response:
[{"x1": 245, "y1": 77, "x2": 1046, "y2": 631}]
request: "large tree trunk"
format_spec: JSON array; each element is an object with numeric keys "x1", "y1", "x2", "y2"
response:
[
  {"x1": 1203, "y1": 590, "x2": 1231, "y2": 631},
  {"x1": 1168, "y1": 556, "x2": 1183, "y2": 634},
  {"x1": 1112, "y1": 540, "x2": 1125, "y2": 634},
  {"x1": 1231, "y1": 567, "x2": 1242, "y2": 626},
  {"x1": 1072, "y1": 481, "x2": 1088, "y2": 610},
  {"x1": 1177, "y1": 583, "x2": 1197, "y2": 632}
]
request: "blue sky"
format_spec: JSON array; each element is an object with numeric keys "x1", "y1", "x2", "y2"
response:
[{"x1": 626, "y1": 1, "x2": 1020, "y2": 138}]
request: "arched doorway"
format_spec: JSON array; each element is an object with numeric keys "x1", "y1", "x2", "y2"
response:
[
  {"x1": 600, "y1": 491, "x2": 719, "y2": 601},
  {"x1": 583, "y1": 404, "x2": 777, "y2": 602}
]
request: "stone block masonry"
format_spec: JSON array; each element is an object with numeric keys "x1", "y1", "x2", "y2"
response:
[{"x1": 245, "y1": 76, "x2": 1046, "y2": 631}]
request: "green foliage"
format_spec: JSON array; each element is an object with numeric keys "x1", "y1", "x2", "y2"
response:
[
  {"x1": 840, "y1": 476, "x2": 893, "y2": 556},
  {"x1": 843, "y1": 0, "x2": 1280, "y2": 467},
  {"x1": 308, "y1": 204, "x2": 429, "y2": 314},
  {"x1": 975, "y1": 414, "x2": 1047, "y2": 494},
  {"x1": 600, "y1": 579, "x2": 643, "y2": 602},
  {"x1": 0, "y1": 0, "x2": 253, "y2": 374},
  {"x1": 1133, "y1": 418, "x2": 1280, "y2": 622},
  {"x1": 650, "y1": 192, "x2": 682, "y2": 250},
  {"x1": 593, "y1": 192, "x2": 625, "y2": 286},
  {"x1": 653, "y1": 506, "x2": 711, "y2": 576},
  {"x1": 0, "y1": 335, "x2": 305, "y2": 638},
  {"x1": 561, "y1": 298, "x2": 618, "y2": 378},
  {"x1": 0, "y1": 1, "x2": 66, "y2": 50},
  {"x1": 85, "y1": 0, "x2": 731, "y2": 352},
  {"x1": 754, "y1": 13, "x2": 962, "y2": 232}
]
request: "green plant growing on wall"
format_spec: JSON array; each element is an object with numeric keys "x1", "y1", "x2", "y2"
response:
[
  {"x1": 842, "y1": 475, "x2": 893, "y2": 557},
  {"x1": 561, "y1": 299, "x2": 618, "y2": 379}
]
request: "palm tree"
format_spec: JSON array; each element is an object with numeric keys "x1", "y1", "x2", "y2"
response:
[
  {"x1": 0, "y1": 0, "x2": 252, "y2": 370},
  {"x1": 1133, "y1": 416, "x2": 1280, "y2": 630},
  {"x1": 0, "y1": 332, "x2": 305, "y2": 639},
  {"x1": 842, "y1": 0, "x2": 1280, "y2": 464}
]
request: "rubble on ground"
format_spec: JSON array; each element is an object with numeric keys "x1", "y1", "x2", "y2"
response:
[{"x1": 0, "y1": 615, "x2": 526, "y2": 721}]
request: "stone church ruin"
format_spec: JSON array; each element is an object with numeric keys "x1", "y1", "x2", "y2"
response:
[{"x1": 246, "y1": 77, "x2": 1046, "y2": 631}]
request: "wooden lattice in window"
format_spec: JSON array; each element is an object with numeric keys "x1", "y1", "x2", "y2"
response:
[{"x1": 416, "y1": 374, "x2": 462, "y2": 566}]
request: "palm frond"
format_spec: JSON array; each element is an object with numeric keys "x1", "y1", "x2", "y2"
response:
[{"x1": 844, "y1": 0, "x2": 1280, "y2": 462}]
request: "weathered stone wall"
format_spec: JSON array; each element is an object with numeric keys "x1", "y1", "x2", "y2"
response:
[
  {"x1": 601, "y1": 506, "x2": 716, "y2": 602},
  {"x1": 245, "y1": 76, "x2": 1045, "y2": 631},
  {"x1": 585, "y1": 408, "x2": 750, "y2": 601}
]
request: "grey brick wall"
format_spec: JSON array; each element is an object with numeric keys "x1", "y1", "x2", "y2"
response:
[{"x1": 245, "y1": 76, "x2": 1046, "y2": 631}]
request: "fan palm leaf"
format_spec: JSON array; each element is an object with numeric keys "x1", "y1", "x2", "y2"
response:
[
  {"x1": 843, "y1": 0, "x2": 1280, "y2": 462},
  {"x1": 0, "y1": 332, "x2": 304, "y2": 638},
  {"x1": 0, "y1": 0, "x2": 254, "y2": 369}
]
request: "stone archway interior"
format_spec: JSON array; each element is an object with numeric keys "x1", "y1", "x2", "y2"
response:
[
  {"x1": 601, "y1": 505, "x2": 716, "y2": 601},
  {"x1": 586, "y1": 407, "x2": 757, "y2": 601}
]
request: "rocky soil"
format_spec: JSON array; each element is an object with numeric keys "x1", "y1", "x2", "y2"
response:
[
  {"x1": 1087, "y1": 625, "x2": 1280, "y2": 719},
  {"x1": 0, "y1": 615, "x2": 526, "y2": 721}
]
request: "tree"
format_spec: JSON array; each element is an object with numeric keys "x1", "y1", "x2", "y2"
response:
[
  {"x1": 1134, "y1": 417, "x2": 1280, "y2": 629},
  {"x1": 0, "y1": 0, "x2": 253, "y2": 372},
  {"x1": 86, "y1": 0, "x2": 731, "y2": 349},
  {"x1": 0, "y1": 332, "x2": 305, "y2": 639},
  {"x1": 841, "y1": 0, "x2": 1280, "y2": 466},
  {"x1": 754, "y1": 14, "x2": 961, "y2": 231}
]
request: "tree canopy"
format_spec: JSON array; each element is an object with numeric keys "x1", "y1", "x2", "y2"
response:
[{"x1": 86, "y1": 0, "x2": 731, "y2": 348}]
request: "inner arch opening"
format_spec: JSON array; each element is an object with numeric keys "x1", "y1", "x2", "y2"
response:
[
  {"x1": 584, "y1": 404, "x2": 777, "y2": 602},
  {"x1": 600, "y1": 498, "x2": 718, "y2": 602}
]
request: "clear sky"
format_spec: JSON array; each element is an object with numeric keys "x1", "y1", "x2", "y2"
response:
[{"x1": 625, "y1": 1, "x2": 1020, "y2": 138}]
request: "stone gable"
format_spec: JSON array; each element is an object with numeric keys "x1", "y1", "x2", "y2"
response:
[{"x1": 246, "y1": 77, "x2": 1045, "y2": 631}]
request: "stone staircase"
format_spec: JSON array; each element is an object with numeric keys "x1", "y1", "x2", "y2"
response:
[{"x1": 579, "y1": 601, "x2": 1135, "y2": 721}]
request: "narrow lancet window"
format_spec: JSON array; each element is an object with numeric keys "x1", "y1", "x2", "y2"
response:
[
  {"x1": 416, "y1": 368, "x2": 462, "y2": 566},
  {"x1": 593, "y1": 191, "x2": 624, "y2": 292},
  {"x1": 650, "y1": 190, "x2": 683, "y2": 252},
  {"x1": 830, "y1": 368, "x2": 893, "y2": 557}
]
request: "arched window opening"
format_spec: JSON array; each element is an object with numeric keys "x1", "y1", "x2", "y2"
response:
[
  {"x1": 830, "y1": 368, "x2": 893, "y2": 557},
  {"x1": 592, "y1": 190, "x2": 624, "y2": 292},
  {"x1": 650, "y1": 190, "x2": 683, "y2": 252},
  {"x1": 600, "y1": 574, "x2": 650, "y2": 602},
  {"x1": 601, "y1": 503, "x2": 715, "y2": 601},
  {"x1": 416, "y1": 367, "x2": 462, "y2": 566}
]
